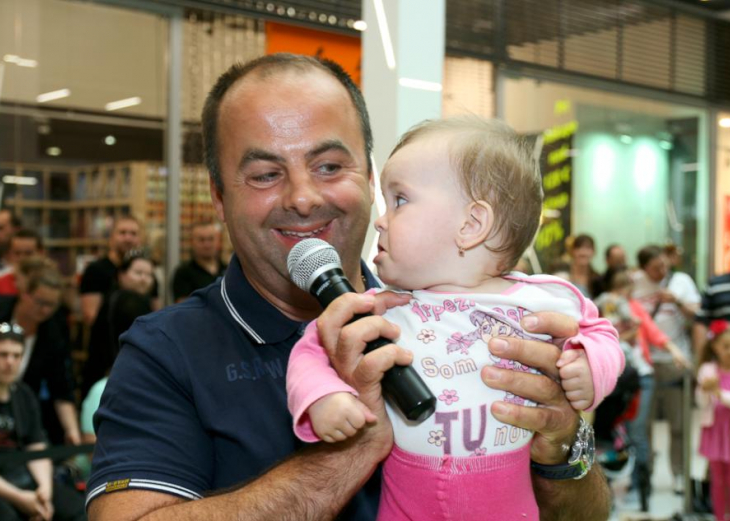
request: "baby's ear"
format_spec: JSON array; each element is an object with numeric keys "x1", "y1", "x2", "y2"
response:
[{"x1": 458, "y1": 200, "x2": 493, "y2": 250}]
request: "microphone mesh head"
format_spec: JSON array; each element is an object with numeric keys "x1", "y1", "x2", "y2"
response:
[{"x1": 287, "y1": 238, "x2": 342, "y2": 291}]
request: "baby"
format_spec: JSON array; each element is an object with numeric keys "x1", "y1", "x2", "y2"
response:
[{"x1": 287, "y1": 116, "x2": 623, "y2": 520}]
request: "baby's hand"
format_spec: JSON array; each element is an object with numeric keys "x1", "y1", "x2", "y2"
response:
[
  {"x1": 308, "y1": 392, "x2": 377, "y2": 443},
  {"x1": 556, "y1": 348, "x2": 594, "y2": 411}
]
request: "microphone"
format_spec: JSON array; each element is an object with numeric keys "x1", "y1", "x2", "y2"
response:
[{"x1": 288, "y1": 238, "x2": 436, "y2": 422}]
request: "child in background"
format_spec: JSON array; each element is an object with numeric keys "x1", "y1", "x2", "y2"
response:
[
  {"x1": 286, "y1": 116, "x2": 624, "y2": 520},
  {"x1": 595, "y1": 267, "x2": 689, "y2": 498},
  {"x1": 696, "y1": 319, "x2": 730, "y2": 521}
]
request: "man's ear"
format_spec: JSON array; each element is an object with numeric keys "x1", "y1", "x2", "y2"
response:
[
  {"x1": 209, "y1": 177, "x2": 226, "y2": 223},
  {"x1": 457, "y1": 200, "x2": 493, "y2": 251}
]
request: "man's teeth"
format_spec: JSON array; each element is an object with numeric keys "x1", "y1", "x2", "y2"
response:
[{"x1": 281, "y1": 227, "x2": 326, "y2": 238}]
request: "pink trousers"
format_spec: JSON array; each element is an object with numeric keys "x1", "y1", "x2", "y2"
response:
[{"x1": 378, "y1": 444, "x2": 538, "y2": 520}]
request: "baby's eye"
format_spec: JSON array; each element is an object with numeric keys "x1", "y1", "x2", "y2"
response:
[{"x1": 395, "y1": 195, "x2": 407, "y2": 207}]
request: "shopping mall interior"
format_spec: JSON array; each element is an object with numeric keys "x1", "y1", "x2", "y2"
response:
[{"x1": 1, "y1": 1, "x2": 730, "y2": 520}]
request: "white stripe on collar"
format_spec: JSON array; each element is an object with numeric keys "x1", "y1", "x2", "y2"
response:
[{"x1": 220, "y1": 274, "x2": 265, "y2": 345}]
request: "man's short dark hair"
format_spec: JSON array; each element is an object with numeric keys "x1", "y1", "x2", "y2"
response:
[
  {"x1": 201, "y1": 53, "x2": 373, "y2": 193},
  {"x1": 637, "y1": 245, "x2": 663, "y2": 269}
]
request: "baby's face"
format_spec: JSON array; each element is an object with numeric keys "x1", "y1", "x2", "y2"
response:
[{"x1": 372, "y1": 136, "x2": 468, "y2": 290}]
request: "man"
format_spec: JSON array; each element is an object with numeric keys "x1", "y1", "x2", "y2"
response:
[
  {"x1": 0, "y1": 229, "x2": 45, "y2": 295},
  {"x1": 0, "y1": 322, "x2": 86, "y2": 521},
  {"x1": 171, "y1": 222, "x2": 226, "y2": 302},
  {"x1": 596, "y1": 243, "x2": 628, "y2": 297},
  {"x1": 632, "y1": 244, "x2": 700, "y2": 493},
  {"x1": 87, "y1": 54, "x2": 611, "y2": 520},
  {"x1": 79, "y1": 216, "x2": 157, "y2": 326},
  {"x1": 605, "y1": 244, "x2": 627, "y2": 271},
  {"x1": 0, "y1": 210, "x2": 22, "y2": 272},
  {"x1": 694, "y1": 271, "x2": 730, "y2": 352}
]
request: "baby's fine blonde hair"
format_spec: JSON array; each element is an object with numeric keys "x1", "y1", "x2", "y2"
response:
[{"x1": 390, "y1": 115, "x2": 543, "y2": 272}]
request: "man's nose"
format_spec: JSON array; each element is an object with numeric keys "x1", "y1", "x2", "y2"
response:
[{"x1": 283, "y1": 170, "x2": 324, "y2": 216}]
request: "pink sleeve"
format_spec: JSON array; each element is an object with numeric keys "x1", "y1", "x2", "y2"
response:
[
  {"x1": 630, "y1": 300, "x2": 669, "y2": 347},
  {"x1": 286, "y1": 320, "x2": 357, "y2": 442},
  {"x1": 565, "y1": 296, "x2": 625, "y2": 411}
]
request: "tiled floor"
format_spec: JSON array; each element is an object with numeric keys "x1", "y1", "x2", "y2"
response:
[{"x1": 609, "y1": 419, "x2": 716, "y2": 521}]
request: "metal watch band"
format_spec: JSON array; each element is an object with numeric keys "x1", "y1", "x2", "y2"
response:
[{"x1": 530, "y1": 417, "x2": 595, "y2": 480}]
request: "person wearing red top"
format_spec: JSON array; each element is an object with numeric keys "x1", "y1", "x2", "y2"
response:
[{"x1": 0, "y1": 229, "x2": 44, "y2": 297}]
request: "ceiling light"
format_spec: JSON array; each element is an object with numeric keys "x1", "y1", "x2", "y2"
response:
[
  {"x1": 104, "y1": 135, "x2": 116, "y2": 146},
  {"x1": 353, "y1": 20, "x2": 367, "y2": 31},
  {"x1": 373, "y1": 0, "x2": 396, "y2": 70},
  {"x1": 105, "y1": 96, "x2": 142, "y2": 111},
  {"x1": 619, "y1": 135, "x2": 633, "y2": 145},
  {"x1": 659, "y1": 140, "x2": 673, "y2": 150},
  {"x1": 2, "y1": 175, "x2": 38, "y2": 186},
  {"x1": 36, "y1": 88, "x2": 70, "y2": 103},
  {"x1": 3, "y1": 54, "x2": 37, "y2": 68},
  {"x1": 398, "y1": 78, "x2": 442, "y2": 92},
  {"x1": 46, "y1": 147, "x2": 62, "y2": 156},
  {"x1": 720, "y1": 117, "x2": 730, "y2": 128}
]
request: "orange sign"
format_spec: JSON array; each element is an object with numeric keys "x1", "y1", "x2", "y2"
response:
[{"x1": 266, "y1": 22, "x2": 361, "y2": 85}]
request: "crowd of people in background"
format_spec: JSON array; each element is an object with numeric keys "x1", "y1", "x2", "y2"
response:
[
  {"x1": 0, "y1": 209, "x2": 227, "y2": 520},
  {"x1": 542, "y1": 232, "x2": 730, "y2": 519},
  {"x1": 0, "y1": 182, "x2": 726, "y2": 521}
]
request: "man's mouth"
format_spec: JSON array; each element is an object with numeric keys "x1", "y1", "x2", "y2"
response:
[{"x1": 279, "y1": 224, "x2": 328, "y2": 239}]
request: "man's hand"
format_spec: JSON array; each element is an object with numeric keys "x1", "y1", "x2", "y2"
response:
[
  {"x1": 483, "y1": 311, "x2": 581, "y2": 465},
  {"x1": 316, "y1": 291, "x2": 412, "y2": 460}
]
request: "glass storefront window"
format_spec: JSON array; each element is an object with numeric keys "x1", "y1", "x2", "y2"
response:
[
  {"x1": 501, "y1": 76, "x2": 709, "y2": 284},
  {"x1": 1, "y1": 0, "x2": 167, "y2": 276}
]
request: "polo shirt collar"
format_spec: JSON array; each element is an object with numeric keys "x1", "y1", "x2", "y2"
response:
[{"x1": 220, "y1": 254, "x2": 381, "y2": 345}]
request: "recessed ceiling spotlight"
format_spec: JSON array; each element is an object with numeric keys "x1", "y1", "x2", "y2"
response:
[
  {"x1": 46, "y1": 147, "x2": 62, "y2": 156},
  {"x1": 104, "y1": 135, "x2": 117, "y2": 146},
  {"x1": 720, "y1": 117, "x2": 730, "y2": 128},
  {"x1": 353, "y1": 20, "x2": 367, "y2": 31}
]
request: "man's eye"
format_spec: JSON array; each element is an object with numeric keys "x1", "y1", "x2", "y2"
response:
[
  {"x1": 317, "y1": 163, "x2": 341, "y2": 175},
  {"x1": 249, "y1": 172, "x2": 280, "y2": 184},
  {"x1": 395, "y1": 195, "x2": 407, "y2": 207}
]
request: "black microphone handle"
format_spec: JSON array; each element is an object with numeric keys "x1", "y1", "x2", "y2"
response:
[{"x1": 311, "y1": 270, "x2": 436, "y2": 422}]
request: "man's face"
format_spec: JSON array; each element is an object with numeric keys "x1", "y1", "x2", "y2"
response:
[
  {"x1": 0, "y1": 339, "x2": 23, "y2": 386},
  {"x1": 211, "y1": 68, "x2": 373, "y2": 302},
  {"x1": 8, "y1": 237, "x2": 41, "y2": 266},
  {"x1": 111, "y1": 220, "x2": 141, "y2": 258},
  {"x1": 643, "y1": 255, "x2": 668, "y2": 283},
  {"x1": 606, "y1": 246, "x2": 627, "y2": 269},
  {"x1": 191, "y1": 225, "x2": 220, "y2": 262}
]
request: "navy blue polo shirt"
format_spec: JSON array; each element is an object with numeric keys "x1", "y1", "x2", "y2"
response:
[{"x1": 87, "y1": 255, "x2": 381, "y2": 519}]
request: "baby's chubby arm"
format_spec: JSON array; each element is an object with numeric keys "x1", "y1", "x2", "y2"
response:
[
  {"x1": 309, "y1": 392, "x2": 377, "y2": 443},
  {"x1": 556, "y1": 348, "x2": 594, "y2": 411}
]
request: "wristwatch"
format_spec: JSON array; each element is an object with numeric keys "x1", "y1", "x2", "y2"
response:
[{"x1": 530, "y1": 417, "x2": 595, "y2": 480}]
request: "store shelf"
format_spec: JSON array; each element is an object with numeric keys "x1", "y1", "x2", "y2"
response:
[{"x1": 0, "y1": 161, "x2": 230, "y2": 276}]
